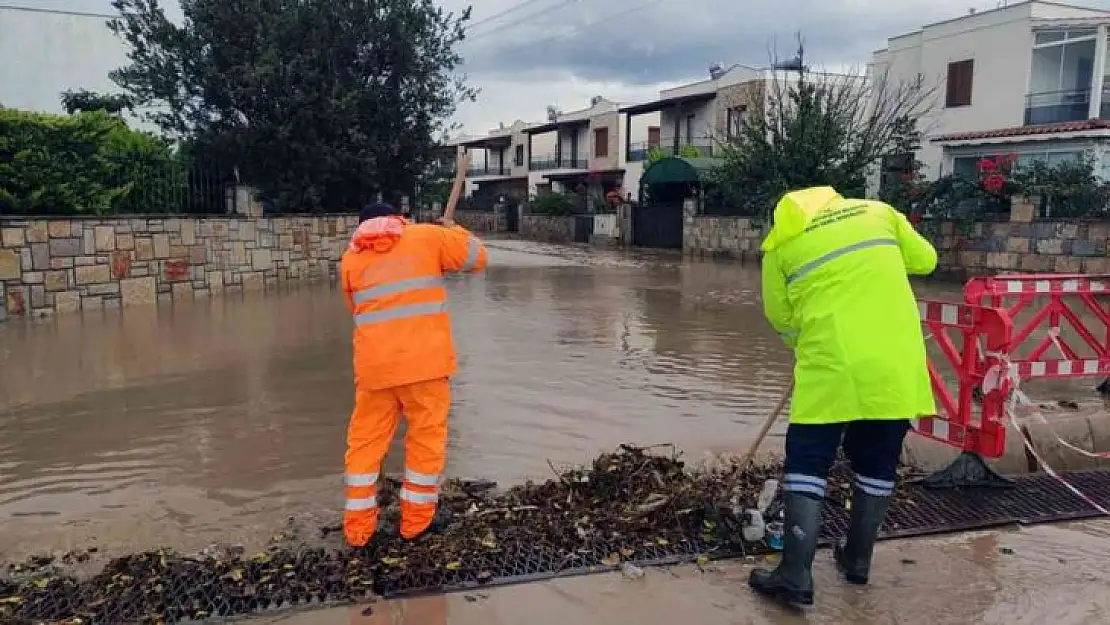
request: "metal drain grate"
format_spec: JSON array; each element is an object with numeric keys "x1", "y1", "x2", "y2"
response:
[{"x1": 5, "y1": 472, "x2": 1108, "y2": 624}]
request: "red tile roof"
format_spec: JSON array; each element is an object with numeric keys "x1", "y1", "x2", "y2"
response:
[{"x1": 932, "y1": 119, "x2": 1110, "y2": 142}]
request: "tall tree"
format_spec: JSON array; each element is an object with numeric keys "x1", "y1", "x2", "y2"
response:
[
  {"x1": 708, "y1": 39, "x2": 935, "y2": 217},
  {"x1": 108, "y1": 0, "x2": 475, "y2": 211}
]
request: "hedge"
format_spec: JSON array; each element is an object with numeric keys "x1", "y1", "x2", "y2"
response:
[{"x1": 0, "y1": 108, "x2": 189, "y2": 215}]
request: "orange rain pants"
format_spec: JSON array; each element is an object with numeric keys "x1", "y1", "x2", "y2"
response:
[{"x1": 344, "y1": 377, "x2": 451, "y2": 546}]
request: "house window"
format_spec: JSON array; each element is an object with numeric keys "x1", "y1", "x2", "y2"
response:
[
  {"x1": 594, "y1": 127, "x2": 609, "y2": 158},
  {"x1": 946, "y1": 59, "x2": 974, "y2": 108},
  {"x1": 726, "y1": 105, "x2": 748, "y2": 137},
  {"x1": 686, "y1": 115, "x2": 696, "y2": 143},
  {"x1": 952, "y1": 150, "x2": 1082, "y2": 178},
  {"x1": 515, "y1": 145, "x2": 524, "y2": 166}
]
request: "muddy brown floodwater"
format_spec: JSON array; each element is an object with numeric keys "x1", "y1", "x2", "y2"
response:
[{"x1": 1, "y1": 240, "x2": 1107, "y2": 624}]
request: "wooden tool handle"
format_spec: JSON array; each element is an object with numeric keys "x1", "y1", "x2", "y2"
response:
[
  {"x1": 442, "y1": 152, "x2": 469, "y2": 224},
  {"x1": 739, "y1": 380, "x2": 794, "y2": 466}
]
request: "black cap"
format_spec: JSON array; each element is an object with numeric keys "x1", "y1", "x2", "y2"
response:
[{"x1": 359, "y1": 202, "x2": 399, "y2": 222}]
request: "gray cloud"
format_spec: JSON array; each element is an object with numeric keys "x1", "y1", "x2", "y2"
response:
[{"x1": 453, "y1": 0, "x2": 1110, "y2": 85}]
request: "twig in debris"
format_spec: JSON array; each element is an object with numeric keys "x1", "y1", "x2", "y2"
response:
[
  {"x1": 547, "y1": 459, "x2": 575, "y2": 491},
  {"x1": 633, "y1": 494, "x2": 672, "y2": 517},
  {"x1": 476, "y1": 505, "x2": 540, "y2": 518}
]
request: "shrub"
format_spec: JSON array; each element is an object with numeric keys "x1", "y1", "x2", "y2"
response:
[{"x1": 0, "y1": 108, "x2": 184, "y2": 215}]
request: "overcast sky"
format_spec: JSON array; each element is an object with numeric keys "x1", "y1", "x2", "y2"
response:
[{"x1": 22, "y1": 0, "x2": 1110, "y2": 136}]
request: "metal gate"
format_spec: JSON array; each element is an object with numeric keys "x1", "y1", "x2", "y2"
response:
[
  {"x1": 573, "y1": 214, "x2": 593, "y2": 243},
  {"x1": 633, "y1": 201, "x2": 683, "y2": 249}
]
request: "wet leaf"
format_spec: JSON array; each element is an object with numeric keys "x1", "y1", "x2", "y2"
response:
[
  {"x1": 0, "y1": 597, "x2": 23, "y2": 605},
  {"x1": 696, "y1": 555, "x2": 710, "y2": 567},
  {"x1": 480, "y1": 531, "x2": 497, "y2": 548},
  {"x1": 445, "y1": 561, "x2": 462, "y2": 570},
  {"x1": 620, "y1": 548, "x2": 635, "y2": 558},
  {"x1": 282, "y1": 563, "x2": 294, "y2": 570},
  {"x1": 380, "y1": 557, "x2": 404, "y2": 566},
  {"x1": 226, "y1": 569, "x2": 243, "y2": 582},
  {"x1": 600, "y1": 553, "x2": 621, "y2": 566},
  {"x1": 32, "y1": 578, "x2": 50, "y2": 589},
  {"x1": 655, "y1": 538, "x2": 669, "y2": 546}
]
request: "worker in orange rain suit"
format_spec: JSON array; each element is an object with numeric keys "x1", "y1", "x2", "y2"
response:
[
  {"x1": 748, "y1": 187, "x2": 937, "y2": 607},
  {"x1": 340, "y1": 202, "x2": 488, "y2": 547}
]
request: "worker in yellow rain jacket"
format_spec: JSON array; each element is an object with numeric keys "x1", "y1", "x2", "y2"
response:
[
  {"x1": 340, "y1": 202, "x2": 488, "y2": 547},
  {"x1": 749, "y1": 187, "x2": 937, "y2": 607}
]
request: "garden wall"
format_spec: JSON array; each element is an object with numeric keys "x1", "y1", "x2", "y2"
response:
[
  {"x1": 521, "y1": 215, "x2": 575, "y2": 243},
  {"x1": 452, "y1": 210, "x2": 499, "y2": 233},
  {"x1": 0, "y1": 215, "x2": 360, "y2": 321},
  {"x1": 682, "y1": 215, "x2": 1110, "y2": 277}
]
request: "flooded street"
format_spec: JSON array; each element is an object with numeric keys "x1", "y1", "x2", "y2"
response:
[
  {"x1": 0, "y1": 240, "x2": 1107, "y2": 623},
  {"x1": 0, "y1": 240, "x2": 835, "y2": 556}
]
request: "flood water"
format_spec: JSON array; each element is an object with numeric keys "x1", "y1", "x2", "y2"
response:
[{"x1": 0, "y1": 241, "x2": 1106, "y2": 623}]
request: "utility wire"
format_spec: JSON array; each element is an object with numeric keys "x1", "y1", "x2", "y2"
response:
[
  {"x1": 468, "y1": 0, "x2": 669, "y2": 59},
  {"x1": 465, "y1": 0, "x2": 581, "y2": 43},
  {"x1": 466, "y1": 0, "x2": 553, "y2": 30}
]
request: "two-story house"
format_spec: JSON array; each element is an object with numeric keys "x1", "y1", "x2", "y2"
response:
[
  {"x1": 444, "y1": 121, "x2": 532, "y2": 206},
  {"x1": 619, "y1": 64, "x2": 766, "y2": 165},
  {"x1": 870, "y1": 1, "x2": 1110, "y2": 187},
  {"x1": 524, "y1": 97, "x2": 630, "y2": 207}
]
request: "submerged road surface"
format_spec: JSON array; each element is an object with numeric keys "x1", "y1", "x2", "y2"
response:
[{"x1": 0, "y1": 240, "x2": 1106, "y2": 623}]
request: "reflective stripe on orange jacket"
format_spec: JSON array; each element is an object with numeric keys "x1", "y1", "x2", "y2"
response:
[{"x1": 340, "y1": 218, "x2": 489, "y2": 390}]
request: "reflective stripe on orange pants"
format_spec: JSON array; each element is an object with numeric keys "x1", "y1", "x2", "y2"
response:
[{"x1": 344, "y1": 376, "x2": 450, "y2": 546}]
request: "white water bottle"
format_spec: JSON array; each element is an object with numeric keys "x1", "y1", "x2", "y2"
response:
[
  {"x1": 756, "y1": 479, "x2": 779, "y2": 513},
  {"x1": 741, "y1": 509, "x2": 766, "y2": 542}
]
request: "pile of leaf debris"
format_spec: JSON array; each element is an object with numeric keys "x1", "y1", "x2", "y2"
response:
[{"x1": 0, "y1": 445, "x2": 914, "y2": 624}]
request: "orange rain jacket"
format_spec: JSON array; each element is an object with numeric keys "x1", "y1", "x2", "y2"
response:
[{"x1": 340, "y1": 217, "x2": 489, "y2": 390}]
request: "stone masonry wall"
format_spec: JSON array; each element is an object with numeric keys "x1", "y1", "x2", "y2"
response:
[
  {"x1": 683, "y1": 216, "x2": 766, "y2": 260},
  {"x1": 521, "y1": 214, "x2": 575, "y2": 244},
  {"x1": 0, "y1": 215, "x2": 360, "y2": 320},
  {"x1": 918, "y1": 220, "x2": 1110, "y2": 276},
  {"x1": 683, "y1": 215, "x2": 1110, "y2": 277},
  {"x1": 453, "y1": 210, "x2": 499, "y2": 233}
]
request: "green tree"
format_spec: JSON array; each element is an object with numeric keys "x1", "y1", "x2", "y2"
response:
[
  {"x1": 709, "y1": 40, "x2": 935, "y2": 217},
  {"x1": 107, "y1": 0, "x2": 476, "y2": 212},
  {"x1": 60, "y1": 89, "x2": 135, "y2": 116}
]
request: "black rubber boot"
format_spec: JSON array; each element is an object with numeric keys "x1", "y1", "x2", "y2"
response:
[
  {"x1": 834, "y1": 488, "x2": 891, "y2": 585},
  {"x1": 748, "y1": 493, "x2": 822, "y2": 607},
  {"x1": 402, "y1": 506, "x2": 453, "y2": 542}
]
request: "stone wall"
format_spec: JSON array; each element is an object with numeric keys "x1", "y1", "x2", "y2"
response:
[
  {"x1": 683, "y1": 216, "x2": 765, "y2": 260},
  {"x1": 453, "y1": 210, "x2": 499, "y2": 233},
  {"x1": 0, "y1": 215, "x2": 360, "y2": 320},
  {"x1": 682, "y1": 215, "x2": 1110, "y2": 276},
  {"x1": 521, "y1": 214, "x2": 576, "y2": 243},
  {"x1": 921, "y1": 220, "x2": 1110, "y2": 276}
]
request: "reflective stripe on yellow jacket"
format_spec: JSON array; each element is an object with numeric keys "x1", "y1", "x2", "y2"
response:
[{"x1": 760, "y1": 186, "x2": 938, "y2": 425}]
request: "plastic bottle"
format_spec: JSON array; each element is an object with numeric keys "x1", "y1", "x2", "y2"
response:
[
  {"x1": 756, "y1": 479, "x2": 779, "y2": 513},
  {"x1": 741, "y1": 508, "x2": 766, "y2": 542}
]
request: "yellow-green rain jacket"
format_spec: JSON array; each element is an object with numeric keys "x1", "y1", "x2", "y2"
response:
[{"x1": 761, "y1": 187, "x2": 937, "y2": 425}]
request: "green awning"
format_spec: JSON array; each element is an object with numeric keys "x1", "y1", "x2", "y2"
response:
[{"x1": 640, "y1": 156, "x2": 724, "y2": 186}]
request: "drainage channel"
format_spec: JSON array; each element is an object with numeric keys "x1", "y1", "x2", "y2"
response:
[{"x1": 6, "y1": 471, "x2": 1109, "y2": 624}]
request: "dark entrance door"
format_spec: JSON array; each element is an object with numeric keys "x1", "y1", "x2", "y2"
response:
[
  {"x1": 573, "y1": 214, "x2": 593, "y2": 243},
  {"x1": 633, "y1": 201, "x2": 683, "y2": 249},
  {"x1": 504, "y1": 201, "x2": 520, "y2": 233}
]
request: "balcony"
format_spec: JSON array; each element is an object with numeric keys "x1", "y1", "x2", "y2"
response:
[
  {"x1": 528, "y1": 154, "x2": 588, "y2": 171},
  {"x1": 627, "y1": 141, "x2": 714, "y2": 161},
  {"x1": 467, "y1": 163, "x2": 513, "y2": 177}
]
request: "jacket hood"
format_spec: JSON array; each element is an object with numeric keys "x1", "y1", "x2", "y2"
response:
[
  {"x1": 348, "y1": 216, "x2": 409, "y2": 253},
  {"x1": 760, "y1": 186, "x2": 843, "y2": 252}
]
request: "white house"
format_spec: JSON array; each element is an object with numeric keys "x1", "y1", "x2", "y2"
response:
[{"x1": 869, "y1": 1, "x2": 1110, "y2": 186}]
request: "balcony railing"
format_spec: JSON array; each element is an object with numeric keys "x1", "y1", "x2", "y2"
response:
[
  {"x1": 467, "y1": 163, "x2": 512, "y2": 177},
  {"x1": 528, "y1": 154, "x2": 588, "y2": 171},
  {"x1": 627, "y1": 141, "x2": 714, "y2": 161},
  {"x1": 1024, "y1": 87, "x2": 1096, "y2": 124}
]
